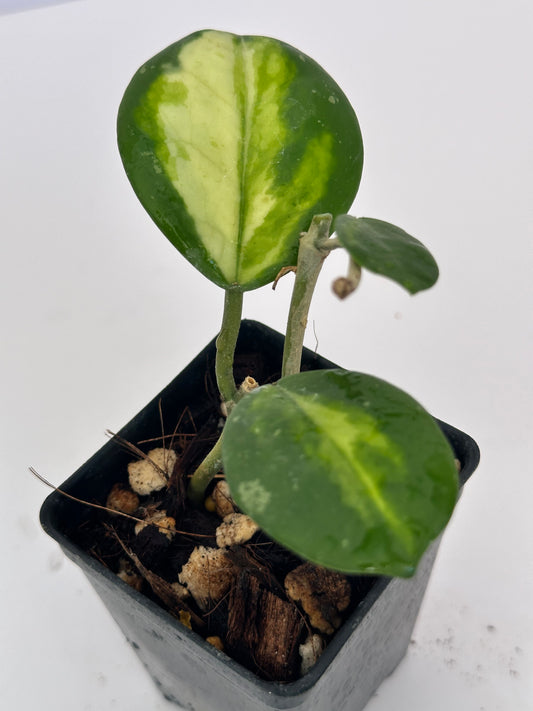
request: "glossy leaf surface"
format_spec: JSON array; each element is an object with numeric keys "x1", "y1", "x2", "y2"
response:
[
  {"x1": 334, "y1": 215, "x2": 439, "y2": 294},
  {"x1": 118, "y1": 30, "x2": 363, "y2": 291},
  {"x1": 223, "y1": 369, "x2": 458, "y2": 576}
]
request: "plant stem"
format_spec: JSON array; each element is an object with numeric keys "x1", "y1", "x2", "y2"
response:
[
  {"x1": 282, "y1": 214, "x2": 333, "y2": 377},
  {"x1": 188, "y1": 434, "x2": 224, "y2": 505},
  {"x1": 187, "y1": 377, "x2": 258, "y2": 505},
  {"x1": 215, "y1": 288, "x2": 243, "y2": 409},
  {"x1": 189, "y1": 215, "x2": 334, "y2": 504},
  {"x1": 188, "y1": 288, "x2": 243, "y2": 505}
]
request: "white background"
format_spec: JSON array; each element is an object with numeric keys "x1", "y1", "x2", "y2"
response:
[{"x1": 1, "y1": 1, "x2": 531, "y2": 709}]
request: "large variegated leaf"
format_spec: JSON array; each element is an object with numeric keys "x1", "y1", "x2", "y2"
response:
[
  {"x1": 222, "y1": 369, "x2": 458, "y2": 576},
  {"x1": 118, "y1": 30, "x2": 363, "y2": 291}
]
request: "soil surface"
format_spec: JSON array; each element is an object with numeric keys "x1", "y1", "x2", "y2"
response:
[{"x1": 69, "y1": 355, "x2": 377, "y2": 682}]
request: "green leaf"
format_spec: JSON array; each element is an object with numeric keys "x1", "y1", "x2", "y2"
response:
[
  {"x1": 334, "y1": 215, "x2": 439, "y2": 294},
  {"x1": 118, "y1": 30, "x2": 363, "y2": 291},
  {"x1": 223, "y1": 369, "x2": 458, "y2": 576}
]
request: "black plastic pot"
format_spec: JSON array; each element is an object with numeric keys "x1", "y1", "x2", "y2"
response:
[{"x1": 40, "y1": 320, "x2": 479, "y2": 711}]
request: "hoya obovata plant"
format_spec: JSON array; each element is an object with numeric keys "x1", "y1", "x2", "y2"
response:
[{"x1": 117, "y1": 29, "x2": 457, "y2": 578}]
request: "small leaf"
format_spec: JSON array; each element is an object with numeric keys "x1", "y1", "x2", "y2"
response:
[
  {"x1": 118, "y1": 30, "x2": 363, "y2": 291},
  {"x1": 334, "y1": 215, "x2": 439, "y2": 293},
  {"x1": 223, "y1": 369, "x2": 458, "y2": 576}
]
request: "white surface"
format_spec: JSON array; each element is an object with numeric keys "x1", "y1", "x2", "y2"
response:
[
  {"x1": 0, "y1": 0, "x2": 78, "y2": 15},
  {"x1": 1, "y1": 1, "x2": 531, "y2": 709}
]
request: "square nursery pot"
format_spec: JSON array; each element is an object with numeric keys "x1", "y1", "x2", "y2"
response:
[{"x1": 40, "y1": 320, "x2": 480, "y2": 711}]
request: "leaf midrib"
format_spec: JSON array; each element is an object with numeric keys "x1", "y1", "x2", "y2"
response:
[
  {"x1": 279, "y1": 384, "x2": 415, "y2": 554},
  {"x1": 234, "y1": 38, "x2": 252, "y2": 284}
]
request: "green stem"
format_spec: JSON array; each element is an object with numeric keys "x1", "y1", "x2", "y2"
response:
[
  {"x1": 215, "y1": 288, "x2": 243, "y2": 408},
  {"x1": 282, "y1": 214, "x2": 333, "y2": 377},
  {"x1": 188, "y1": 289, "x2": 243, "y2": 505},
  {"x1": 188, "y1": 435, "x2": 224, "y2": 505}
]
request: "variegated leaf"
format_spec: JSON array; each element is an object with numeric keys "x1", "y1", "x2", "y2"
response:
[
  {"x1": 222, "y1": 369, "x2": 458, "y2": 576},
  {"x1": 118, "y1": 30, "x2": 363, "y2": 290}
]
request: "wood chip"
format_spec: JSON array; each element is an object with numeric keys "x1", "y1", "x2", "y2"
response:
[
  {"x1": 285, "y1": 562, "x2": 351, "y2": 634},
  {"x1": 226, "y1": 570, "x2": 304, "y2": 681}
]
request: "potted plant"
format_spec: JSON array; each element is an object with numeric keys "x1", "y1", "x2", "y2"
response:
[{"x1": 39, "y1": 29, "x2": 479, "y2": 711}]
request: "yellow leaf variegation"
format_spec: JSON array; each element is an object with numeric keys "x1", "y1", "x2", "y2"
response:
[
  {"x1": 118, "y1": 30, "x2": 363, "y2": 290},
  {"x1": 223, "y1": 369, "x2": 459, "y2": 576}
]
